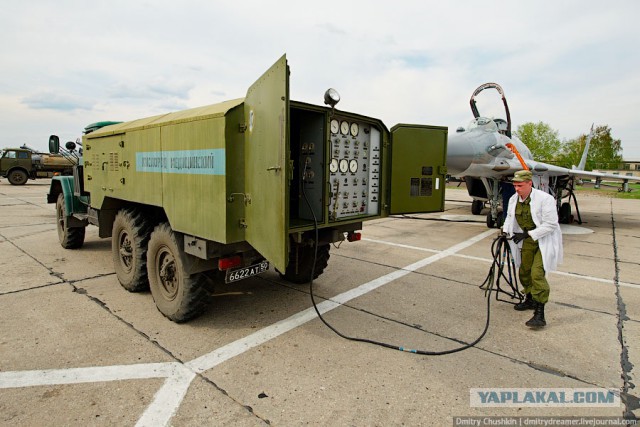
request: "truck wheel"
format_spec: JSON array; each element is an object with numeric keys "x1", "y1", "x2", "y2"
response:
[
  {"x1": 147, "y1": 223, "x2": 210, "y2": 323},
  {"x1": 56, "y1": 193, "x2": 85, "y2": 249},
  {"x1": 8, "y1": 169, "x2": 28, "y2": 185},
  {"x1": 112, "y1": 209, "x2": 152, "y2": 292},
  {"x1": 280, "y1": 243, "x2": 330, "y2": 284}
]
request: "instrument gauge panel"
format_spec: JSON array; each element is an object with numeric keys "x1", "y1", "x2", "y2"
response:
[
  {"x1": 340, "y1": 120, "x2": 349, "y2": 135},
  {"x1": 339, "y1": 159, "x2": 349, "y2": 173},
  {"x1": 350, "y1": 122, "x2": 359, "y2": 137},
  {"x1": 328, "y1": 116, "x2": 381, "y2": 220},
  {"x1": 329, "y1": 158, "x2": 339, "y2": 173},
  {"x1": 330, "y1": 119, "x2": 339, "y2": 134}
]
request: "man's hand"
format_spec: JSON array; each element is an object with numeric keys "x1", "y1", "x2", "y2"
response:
[{"x1": 512, "y1": 230, "x2": 529, "y2": 243}]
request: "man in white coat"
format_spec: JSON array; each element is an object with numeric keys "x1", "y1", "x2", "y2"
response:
[{"x1": 502, "y1": 170, "x2": 563, "y2": 328}]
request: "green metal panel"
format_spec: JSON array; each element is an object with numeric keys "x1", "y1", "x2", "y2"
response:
[
  {"x1": 159, "y1": 117, "x2": 228, "y2": 243},
  {"x1": 83, "y1": 131, "x2": 164, "y2": 210},
  {"x1": 389, "y1": 124, "x2": 448, "y2": 214},
  {"x1": 51, "y1": 176, "x2": 88, "y2": 214},
  {"x1": 244, "y1": 54, "x2": 290, "y2": 272},
  {"x1": 223, "y1": 105, "x2": 247, "y2": 243},
  {"x1": 119, "y1": 128, "x2": 164, "y2": 207}
]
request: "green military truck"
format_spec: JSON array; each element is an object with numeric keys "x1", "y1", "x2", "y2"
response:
[
  {"x1": 48, "y1": 55, "x2": 448, "y2": 322},
  {"x1": 1, "y1": 146, "x2": 76, "y2": 185}
]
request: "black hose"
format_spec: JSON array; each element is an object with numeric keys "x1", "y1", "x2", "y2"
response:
[
  {"x1": 301, "y1": 175, "x2": 522, "y2": 355},
  {"x1": 480, "y1": 234, "x2": 524, "y2": 304}
]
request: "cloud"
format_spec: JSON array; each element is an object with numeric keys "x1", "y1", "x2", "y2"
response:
[
  {"x1": 2, "y1": 1, "x2": 640, "y2": 158},
  {"x1": 108, "y1": 79, "x2": 194, "y2": 101},
  {"x1": 315, "y1": 23, "x2": 348, "y2": 36},
  {"x1": 21, "y1": 92, "x2": 94, "y2": 111}
]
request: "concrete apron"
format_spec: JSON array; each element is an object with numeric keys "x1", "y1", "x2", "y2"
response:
[{"x1": 0, "y1": 181, "x2": 638, "y2": 425}]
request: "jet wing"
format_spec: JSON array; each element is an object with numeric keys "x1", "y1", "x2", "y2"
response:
[{"x1": 526, "y1": 160, "x2": 640, "y2": 184}]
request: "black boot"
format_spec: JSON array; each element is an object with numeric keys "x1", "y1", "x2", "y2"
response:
[
  {"x1": 526, "y1": 302, "x2": 546, "y2": 328},
  {"x1": 514, "y1": 293, "x2": 535, "y2": 311}
]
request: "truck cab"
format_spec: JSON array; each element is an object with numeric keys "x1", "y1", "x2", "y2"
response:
[
  {"x1": 1, "y1": 146, "x2": 76, "y2": 185},
  {"x1": 1, "y1": 148, "x2": 33, "y2": 185}
]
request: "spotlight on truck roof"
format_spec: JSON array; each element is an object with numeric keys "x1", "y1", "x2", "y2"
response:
[{"x1": 323, "y1": 88, "x2": 340, "y2": 108}]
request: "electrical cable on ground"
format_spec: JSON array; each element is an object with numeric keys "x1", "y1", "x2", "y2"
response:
[{"x1": 301, "y1": 176, "x2": 523, "y2": 356}]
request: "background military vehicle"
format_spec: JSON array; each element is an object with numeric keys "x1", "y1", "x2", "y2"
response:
[
  {"x1": 1, "y1": 145, "x2": 77, "y2": 185},
  {"x1": 48, "y1": 55, "x2": 448, "y2": 322}
]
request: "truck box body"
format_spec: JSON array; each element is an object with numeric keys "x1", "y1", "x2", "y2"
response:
[
  {"x1": 83, "y1": 99, "x2": 245, "y2": 247},
  {"x1": 81, "y1": 55, "x2": 447, "y2": 272},
  {"x1": 49, "y1": 55, "x2": 447, "y2": 322}
]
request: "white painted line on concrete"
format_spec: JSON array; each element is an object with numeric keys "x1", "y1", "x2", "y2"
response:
[
  {"x1": 553, "y1": 270, "x2": 640, "y2": 289},
  {"x1": 363, "y1": 237, "x2": 440, "y2": 254},
  {"x1": 363, "y1": 237, "x2": 640, "y2": 289},
  {"x1": 188, "y1": 229, "x2": 497, "y2": 374},
  {"x1": 439, "y1": 214, "x2": 485, "y2": 222},
  {"x1": 135, "y1": 367, "x2": 196, "y2": 427},
  {"x1": 0, "y1": 362, "x2": 182, "y2": 388},
  {"x1": 186, "y1": 306, "x2": 327, "y2": 374},
  {"x1": 145, "y1": 228, "x2": 497, "y2": 425},
  {"x1": 0, "y1": 228, "x2": 496, "y2": 427}
]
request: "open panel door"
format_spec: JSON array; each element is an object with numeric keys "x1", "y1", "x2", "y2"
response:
[
  {"x1": 244, "y1": 55, "x2": 290, "y2": 272},
  {"x1": 389, "y1": 124, "x2": 447, "y2": 214}
]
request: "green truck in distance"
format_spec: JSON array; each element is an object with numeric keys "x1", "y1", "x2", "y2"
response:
[
  {"x1": 48, "y1": 55, "x2": 448, "y2": 323},
  {"x1": 1, "y1": 145, "x2": 77, "y2": 185}
]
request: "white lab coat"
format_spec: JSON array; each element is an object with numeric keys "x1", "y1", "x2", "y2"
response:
[{"x1": 502, "y1": 188, "x2": 563, "y2": 273}]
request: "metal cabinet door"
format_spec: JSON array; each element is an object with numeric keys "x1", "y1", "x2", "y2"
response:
[
  {"x1": 244, "y1": 55, "x2": 290, "y2": 272},
  {"x1": 389, "y1": 124, "x2": 447, "y2": 214}
]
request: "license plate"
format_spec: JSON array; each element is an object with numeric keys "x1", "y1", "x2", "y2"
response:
[{"x1": 225, "y1": 261, "x2": 269, "y2": 283}]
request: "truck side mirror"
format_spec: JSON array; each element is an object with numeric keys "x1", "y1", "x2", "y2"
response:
[{"x1": 49, "y1": 135, "x2": 60, "y2": 154}]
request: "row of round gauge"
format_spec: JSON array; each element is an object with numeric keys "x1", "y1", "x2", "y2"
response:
[
  {"x1": 329, "y1": 158, "x2": 358, "y2": 174},
  {"x1": 330, "y1": 119, "x2": 359, "y2": 137}
]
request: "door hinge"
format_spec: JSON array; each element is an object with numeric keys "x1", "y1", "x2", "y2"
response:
[{"x1": 239, "y1": 123, "x2": 247, "y2": 133}]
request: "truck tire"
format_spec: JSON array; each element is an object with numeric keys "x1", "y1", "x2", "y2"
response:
[
  {"x1": 56, "y1": 193, "x2": 85, "y2": 249},
  {"x1": 147, "y1": 223, "x2": 210, "y2": 323},
  {"x1": 280, "y1": 243, "x2": 330, "y2": 284},
  {"x1": 8, "y1": 169, "x2": 28, "y2": 185},
  {"x1": 112, "y1": 209, "x2": 152, "y2": 292}
]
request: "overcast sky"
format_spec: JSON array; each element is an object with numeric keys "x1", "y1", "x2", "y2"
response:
[{"x1": 2, "y1": 1, "x2": 639, "y2": 159}]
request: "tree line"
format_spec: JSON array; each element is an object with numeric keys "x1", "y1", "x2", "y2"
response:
[{"x1": 515, "y1": 122, "x2": 624, "y2": 170}]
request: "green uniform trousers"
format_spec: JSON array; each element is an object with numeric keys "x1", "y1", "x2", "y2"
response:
[{"x1": 519, "y1": 238, "x2": 550, "y2": 304}]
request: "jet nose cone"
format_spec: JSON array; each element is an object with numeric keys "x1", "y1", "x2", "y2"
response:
[{"x1": 447, "y1": 133, "x2": 474, "y2": 175}]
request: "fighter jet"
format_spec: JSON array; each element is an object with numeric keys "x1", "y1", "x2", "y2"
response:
[{"x1": 447, "y1": 82, "x2": 640, "y2": 228}]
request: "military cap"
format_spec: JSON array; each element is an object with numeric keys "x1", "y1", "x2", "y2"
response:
[{"x1": 512, "y1": 170, "x2": 533, "y2": 182}]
